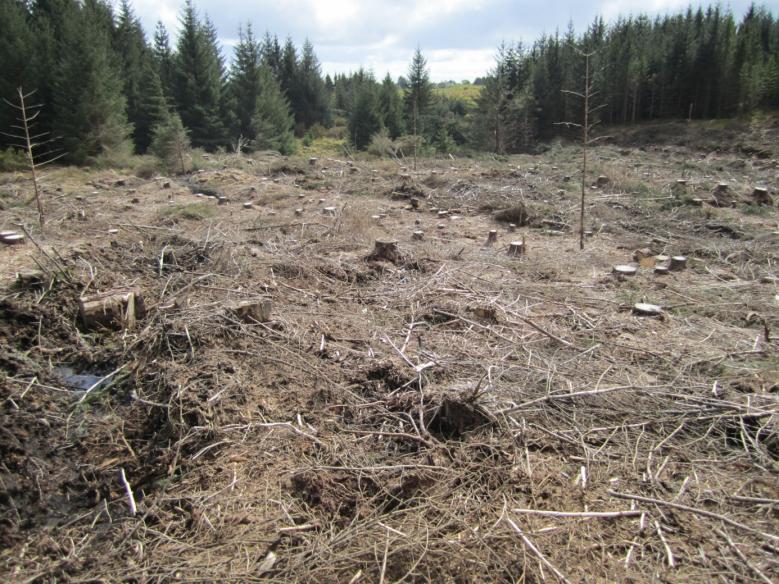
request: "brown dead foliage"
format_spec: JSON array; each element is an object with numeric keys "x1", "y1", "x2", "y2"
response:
[{"x1": 0, "y1": 133, "x2": 778, "y2": 583}]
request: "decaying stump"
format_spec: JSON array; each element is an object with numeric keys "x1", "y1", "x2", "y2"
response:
[
  {"x1": 669, "y1": 256, "x2": 687, "y2": 271},
  {"x1": 79, "y1": 288, "x2": 146, "y2": 330},
  {"x1": 485, "y1": 230, "x2": 498, "y2": 246},
  {"x1": 711, "y1": 183, "x2": 734, "y2": 207},
  {"x1": 507, "y1": 240, "x2": 525, "y2": 257},
  {"x1": 231, "y1": 299, "x2": 272, "y2": 323},
  {"x1": 613, "y1": 265, "x2": 637, "y2": 277},
  {"x1": 633, "y1": 248, "x2": 655, "y2": 267},
  {"x1": 494, "y1": 204, "x2": 529, "y2": 226},
  {"x1": 633, "y1": 303, "x2": 663, "y2": 317},
  {"x1": 752, "y1": 187, "x2": 772, "y2": 206},
  {"x1": 367, "y1": 239, "x2": 401, "y2": 263}
]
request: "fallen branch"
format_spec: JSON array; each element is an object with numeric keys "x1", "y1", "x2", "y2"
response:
[
  {"x1": 505, "y1": 516, "x2": 573, "y2": 584},
  {"x1": 500, "y1": 384, "x2": 669, "y2": 415},
  {"x1": 512, "y1": 508, "x2": 641, "y2": 519},
  {"x1": 715, "y1": 528, "x2": 773, "y2": 584},
  {"x1": 257, "y1": 422, "x2": 324, "y2": 446},
  {"x1": 607, "y1": 490, "x2": 779, "y2": 542}
]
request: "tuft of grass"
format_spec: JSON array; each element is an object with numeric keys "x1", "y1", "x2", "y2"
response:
[
  {"x1": 742, "y1": 204, "x2": 770, "y2": 216},
  {"x1": 299, "y1": 136, "x2": 348, "y2": 158},
  {"x1": 157, "y1": 202, "x2": 217, "y2": 222}
]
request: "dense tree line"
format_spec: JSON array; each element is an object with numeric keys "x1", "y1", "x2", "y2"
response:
[
  {"x1": 472, "y1": 4, "x2": 779, "y2": 152},
  {"x1": 1, "y1": 1, "x2": 777, "y2": 162},
  {"x1": 0, "y1": 0, "x2": 330, "y2": 162}
]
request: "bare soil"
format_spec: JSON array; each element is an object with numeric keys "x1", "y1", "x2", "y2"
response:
[{"x1": 1, "y1": 120, "x2": 778, "y2": 583}]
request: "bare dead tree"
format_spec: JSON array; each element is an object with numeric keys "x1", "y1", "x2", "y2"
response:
[
  {"x1": 558, "y1": 51, "x2": 607, "y2": 250},
  {"x1": 2, "y1": 87, "x2": 64, "y2": 230}
]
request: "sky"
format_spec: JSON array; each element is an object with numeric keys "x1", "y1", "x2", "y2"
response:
[{"x1": 130, "y1": 0, "x2": 765, "y2": 81}]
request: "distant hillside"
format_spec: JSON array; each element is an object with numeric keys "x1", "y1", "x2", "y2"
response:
[{"x1": 433, "y1": 83, "x2": 482, "y2": 105}]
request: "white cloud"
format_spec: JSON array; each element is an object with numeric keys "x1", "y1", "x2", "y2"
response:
[{"x1": 132, "y1": 0, "x2": 179, "y2": 36}]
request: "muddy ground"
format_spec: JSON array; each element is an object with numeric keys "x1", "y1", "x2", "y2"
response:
[{"x1": 1, "y1": 118, "x2": 778, "y2": 582}]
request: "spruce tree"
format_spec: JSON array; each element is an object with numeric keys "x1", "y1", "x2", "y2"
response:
[
  {"x1": 173, "y1": 0, "x2": 226, "y2": 149},
  {"x1": 252, "y1": 66, "x2": 295, "y2": 154},
  {"x1": 279, "y1": 38, "x2": 299, "y2": 127},
  {"x1": 150, "y1": 110, "x2": 190, "y2": 173},
  {"x1": 51, "y1": 0, "x2": 132, "y2": 163},
  {"x1": 295, "y1": 40, "x2": 330, "y2": 128},
  {"x1": 378, "y1": 73, "x2": 404, "y2": 138},
  {"x1": 349, "y1": 75, "x2": 382, "y2": 149},
  {"x1": 0, "y1": 0, "x2": 35, "y2": 150},
  {"x1": 260, "y1": 32, "x2": 282, "y2": 79},
  {"x1": 153, "y1": 21, "x2": 175, "y2": 103},
  {"x1": 115, "y1": 0, "x2": 164, "y2": 152},
  {"x1": 227, "y1": 24, "x2": 262, "y2": 143},
  {"x1": 403, "y1": 47, "x2": 433, "y2": 164}
]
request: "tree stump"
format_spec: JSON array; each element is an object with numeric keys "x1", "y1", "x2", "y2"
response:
[
  {"x1": 507, "y1": 241, "x2": 525, "y2": 257},
  {"x1": 690, "y1": 198, "x2": 704, "y2": 206},
  {"x1": 217, "y1": 196, "x2": 228, "y2": 205},
  {"x1": 368, "y1": 239, "x2": 401, "y2": 263},
  {"x1": 633, "y1": 303, "x2": 662, "y2": 317},
  {"x1": 323, "y1": 206, "x2": 337, "y2": 216},
  {"x1": 508, "y1": 223, "x2": 517, "y2": 233},
  {"x1": 711, "y1": 183, "x2": 730, "y2": 206},
  {"x1": 485, "y1": 230, "x2": 498, "y2": 246},
  {"x1": 613, "y1": 265, "x2": 637, "y2": 277},
  {"x1": 437, "y1": 223, "x2": 445, "y2": 230},
  {"x1": 752, "y1": 187, "x2": 772, "y2": 206},
  {"x1": 295, "y1": 208, "x2": 304, "y2": 216},
  {"x1": 633, "y1": 247, "x2": 654, "y2": 264},
  {"x1": 243, "y1": 201, "x2": 253, "y2": 209},
  {"x1": 412, "y1": 230, "x2": 424, "y2": 241},
  {"x1": 596, "y1": 175, "x2": 610, "y2": 188},
  {"x1": 0, "y1": 232, "x2": 25, "y2": 245},
  {"x1": 79, "y1": 288, "x2": 146, "y2": 330},
  {"x1": 232, "y1": 299, "x2": 272, "y2": 323},
  {"x1": 437, "y1": 210, "x2": 449, "y2": 219},
  {"x1": 14, "y1": 270, "x2": 44, "y2": 289},
  {"x1": 308, "y1": 157, "x2": 318, "y2": 166},
  {"x1": 654, "y1": 266, "x2": 670, "y2": 275},
  {"x1": 669, "y1": 256, "x2": 687, "y2": 271}
]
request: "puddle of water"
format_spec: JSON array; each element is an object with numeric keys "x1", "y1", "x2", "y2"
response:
[{"x1": 53, "y1": 366, "x2": 108, "y2": 391}]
